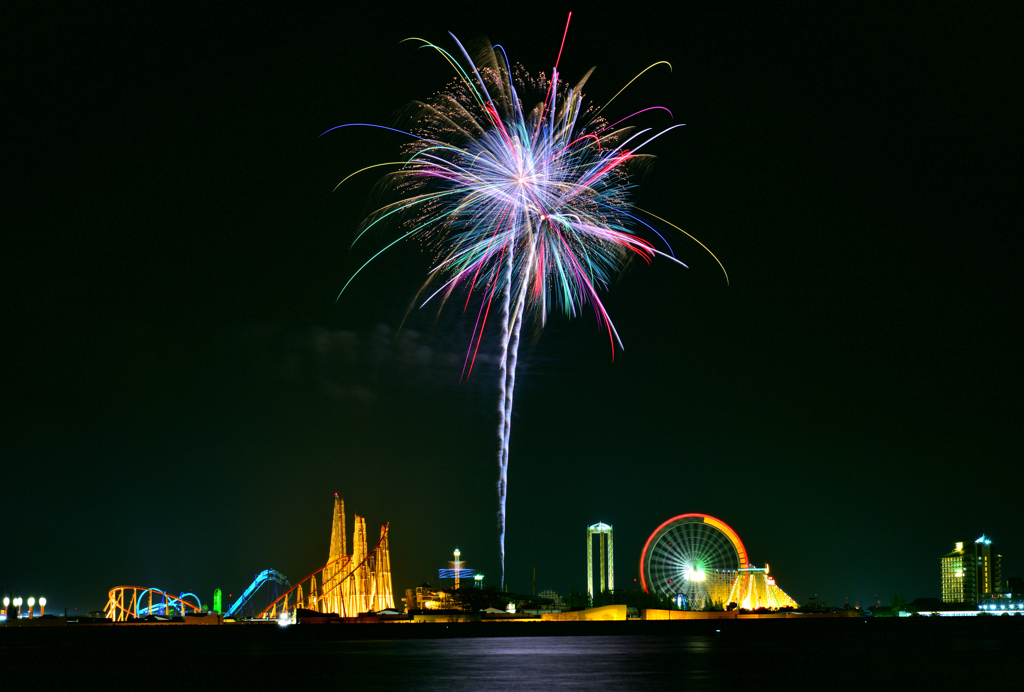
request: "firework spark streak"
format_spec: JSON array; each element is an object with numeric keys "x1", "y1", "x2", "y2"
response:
[{"x1": 326, "y1": 14, "x2": 726, "y2": 589}]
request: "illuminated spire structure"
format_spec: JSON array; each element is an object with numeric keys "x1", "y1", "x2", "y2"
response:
[
  {"x1": 321, "y1": 494, "x2": 349, "y2": 616},
  {"x1": 348, "y1": 515, "x2": 369, "y2": 615},
  {"x1": 587, "y1": 523, "x2": 614, "y2": 600},
  {"x1": 254, "y1": 495, "x2": 393, "y2": 619},
  {"x1": 330, "y1": 493, "x2": 347, "y2": 560},
  {"x1": 375, "y1": 523, "x2": 392, "y2": 605}
]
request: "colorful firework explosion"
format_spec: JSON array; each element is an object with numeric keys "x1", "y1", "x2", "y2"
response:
[{"x1": 325, "y1": 15, "x2": 725, "y2": 588}]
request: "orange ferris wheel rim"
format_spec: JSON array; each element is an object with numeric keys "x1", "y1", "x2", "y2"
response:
[{"x1": 639, "y1": 513, "x2": 749, "y2": 594}]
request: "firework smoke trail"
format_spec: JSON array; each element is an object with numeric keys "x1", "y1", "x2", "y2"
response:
[
  {"x1": 495, "y1": 224, "x2": 515, "y2": 581},
  {"x1": 497, "y1": 230, "x2": 536, "y2": 583},
  {"x1": 326, "y1": 15, "x2": 727, "y2": 590}
]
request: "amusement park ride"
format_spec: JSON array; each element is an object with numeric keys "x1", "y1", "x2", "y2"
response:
[
  {"x1": 105, "y1": 495, "x2": 393, "y2": 621},
  {"x1": 640, "y1": 513, "x2": 798, "y2": 610},
  {"x1": 103, "y1": 506, "x2": 792, "y2": 621}
]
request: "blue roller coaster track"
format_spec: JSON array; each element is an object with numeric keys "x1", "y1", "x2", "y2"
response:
[
  {"x1": 136, "y1": 590, "x2": 203, "y2": 617},
  {"x1": 224, "y1": 569, "x2": 290, "y2": 619}
]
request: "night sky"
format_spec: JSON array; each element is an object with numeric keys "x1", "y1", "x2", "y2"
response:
[{"x1": 5, "y1": 3, "x2": 1020, "y2": 614}]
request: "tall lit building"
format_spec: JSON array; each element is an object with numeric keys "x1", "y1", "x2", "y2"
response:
[
  {"x1": 941, "y1": 542, "x2": 967, "y2": 603},
  {"x1": 587, "y1": 522, "x2": 614, "y2": 600},
  {"x1": 940, "y1": 535, "x2": 1002, "y2": 605}
]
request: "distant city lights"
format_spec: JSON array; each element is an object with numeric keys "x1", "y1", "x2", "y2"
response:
[{"x1": 979, "y1": 602, "x2": 1023, "y2": 610}]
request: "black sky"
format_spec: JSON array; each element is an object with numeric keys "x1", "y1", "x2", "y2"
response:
[{"x1": 4, "y1": 2, "x2": 1021, "y2": 613}]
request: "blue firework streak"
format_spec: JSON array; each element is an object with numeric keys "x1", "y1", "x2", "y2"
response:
[{"x1": 326, "y1": 15, "x2": 726, "y2": 589}]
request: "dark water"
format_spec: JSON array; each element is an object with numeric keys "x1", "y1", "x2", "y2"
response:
[{"x1": 4, "y1": 618, "x2": 1020, "y2": 689}]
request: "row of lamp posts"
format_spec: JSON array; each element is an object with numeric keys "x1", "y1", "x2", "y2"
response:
[{"x1": 3, "y1": 596, "x2": 46, "y2": 618}]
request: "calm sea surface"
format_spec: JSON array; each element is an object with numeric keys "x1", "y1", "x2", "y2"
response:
[{"x1": 4, "y1": 618, "x2": 1020, "y2": 689}]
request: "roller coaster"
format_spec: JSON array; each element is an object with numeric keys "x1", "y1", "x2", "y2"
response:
[
  {"x1": 224, "y1": 569, "x2": 290, "y2": 619},
  {"x1": 106, "y1": 587, "x2": 205, "y2": 621},
  {"x1": 105, "y1": 495, "x2": 393, "y2": 622}
]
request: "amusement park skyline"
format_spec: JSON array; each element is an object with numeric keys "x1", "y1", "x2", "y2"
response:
[{"x1": 4, "y1": 5, "x2": 1020, "y2": 614}]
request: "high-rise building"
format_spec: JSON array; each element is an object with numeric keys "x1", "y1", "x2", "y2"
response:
[
  {"x1": 940, "y1": 535, "x2": 1002, "y2": 605},
  {"x1": 941, "y1": 542, "x2": 967, "y2": 603}
]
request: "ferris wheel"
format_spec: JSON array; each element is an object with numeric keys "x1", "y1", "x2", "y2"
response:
[{"x1": 640, "y1": 514, "x2": 749, "y2": 609}]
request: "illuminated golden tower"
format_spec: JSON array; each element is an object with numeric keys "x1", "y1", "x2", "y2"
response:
[
  {"x1": 330, "y1": 494, "x2": 347, "y2": 561},
  {"x1": 253, "y1": 494, "x2": 394, "y2": 619},
  {"x1": 348, "y1": 514, "x2": 369, "y2": 614},
  {"x1": 321, "y1": 494, "x2": 348, "y2": 615},
  {"x1": 375, "y1": 523, "x2": 392, "y2": 605}
]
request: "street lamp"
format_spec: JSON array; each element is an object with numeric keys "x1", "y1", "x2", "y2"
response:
[
  {"x1": 27, "y1": 597, "x2": 35, "y2": 618},
  {"x1": 39, "y1": 597, "x2": 47, "y2": 617},
  {"x1": 13, "y1": 597, "x2": 23, "y2": 617}
]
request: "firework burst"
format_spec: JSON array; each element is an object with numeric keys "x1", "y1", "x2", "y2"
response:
[{"x1": 325, "y1": 15, "x2": 725, "y2": 589}]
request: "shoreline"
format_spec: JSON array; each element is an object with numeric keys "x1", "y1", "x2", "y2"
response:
[{"x1": 3, "y1": 614, "x2": 1022, "y2": 640}]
